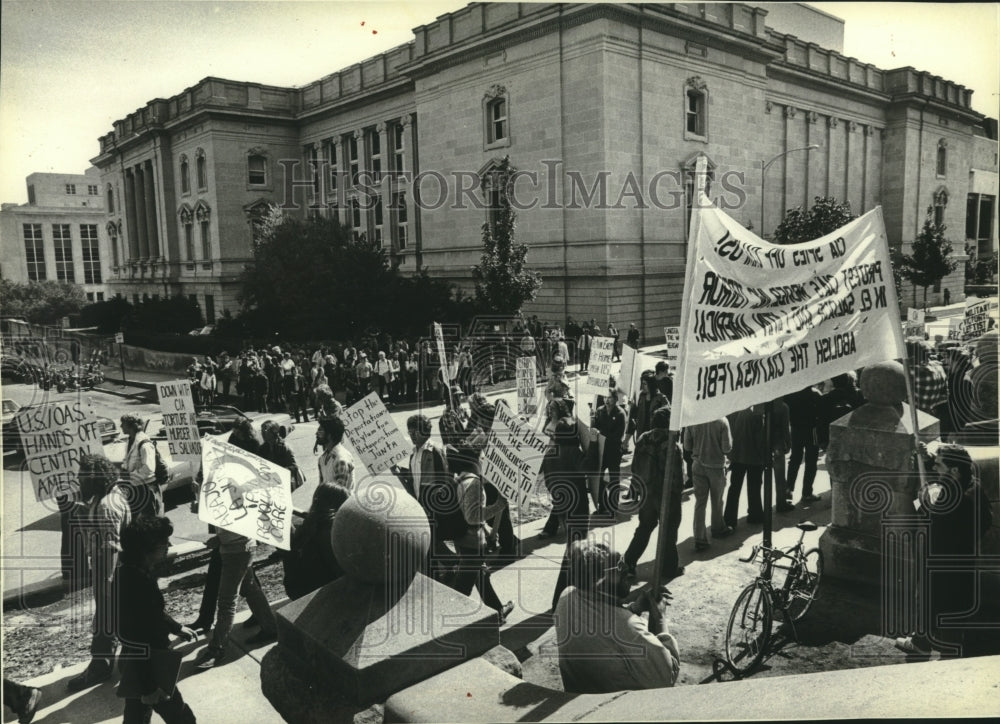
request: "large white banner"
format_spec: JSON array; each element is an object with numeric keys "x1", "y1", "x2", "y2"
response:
[
  {"x1": 199, "y1": 436, "x2": 292, "y2": 550},
  {"x1": 671, "y1": 200, "x2": 905, "y2": 429},
  {"x1": 15, "y1": 400, "x2": 104, "y2": 501},
  {"x1": 342, "y1": 392, "x2": 410, "y2": 475},
  {"x1": 480, "y1": 401, "x2": 548, "y2": 508},
  {"x1": 155, "y1": 380, "x2": 202, "y2": 468}
]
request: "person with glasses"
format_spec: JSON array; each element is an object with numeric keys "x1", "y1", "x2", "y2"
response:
[{"x1": 554, "y1": 540, "x2": 680, "y2": 693}]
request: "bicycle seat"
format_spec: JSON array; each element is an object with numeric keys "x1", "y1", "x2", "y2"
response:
[{"x1": 796, "y1": 521, "x2": 818, "y2": 532}]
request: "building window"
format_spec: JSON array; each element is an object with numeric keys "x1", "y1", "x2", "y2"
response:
[
  {"x1": 96, "y1": 292, "x2": 104, "y2": 302},
  {"x1": 195, "y1": 149, "x2": 207, "y2": 189},
  {"x1": 936, "y1": 139, "x2": 947, "y2": 177},
  {"x1": 23, "y1": 223, "x2": 45, "y2": 281},
  {"x1": 179, "y1": 206, "x2": 194, "y2": 260},
  {"x1": 65, "y1": 184, "x2": 77, "y2": 195},
  {"x1": 86, "y1": 292, "x2": 94, "y2": 302},
  {"x1": 369, "y1": 130, "x2": 382, "y2": 184},
  {"x1": 486, "y1": 97, "x2": 507, "y2": 145},
  {"x1": 200, "y1": 220, "x2": 211, "y2": 259},
  {"x1": 480, "y1": 161, "x2": 510, "y2": 236},
  {"x1": 395, "y1": 192, "x2": 408, "y2": 250},
  {"x1": 350, "y1": 197, "x2": 362, "y2": 231},
  {"x1": 966, "y1": 193, "x2": 997, "y2": 256},
  {"x1": 80, "y1": 224, "x2": 102, "y2": 284},
  {"x1": 106, "y1": 185, "x2": 115, "y2": 213},
  {"x1": 205, "y1": 295, "x2": 215, "y2": 323},
  {"x1": 180, "y1": 155, "x2": 190, "y2": 194},
  {"x1": 374, "y1": 195, "x2": 384, "y2": 246},
  {"x1": 306, "y1": 145, "x2": 320, "y2": 204},
  {"x1": 248, "y1": 154, "x2": 267, "y2": 185},
  {"x1": 685, "y1": 77, "x2": 708, "y2": 139},
  {"x1": 348, "y1": 135, "x2": 359, "y2": 186},
  {"x1": 933, "y1": 187, "x2": 949, "y2": 228},
  {"x1": 107, "y1": 222, "x2": 119, "y2": 267},
  {"x1": 53, "y1": 224, "x2": 75, "y2": 282},
  {"x1": 327, "y1": 141, "x2": 339, "y2": 215},
  {"x1": 393, "y1": 124, "x2": 405, "y2": 174},
  {"x1": 88, "y1": 185, "x2": 99, "y2": 195}
]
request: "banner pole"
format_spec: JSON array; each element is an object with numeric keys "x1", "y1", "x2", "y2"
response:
[
  {"x1": 651, "y1": 430, "x2": 680, "y2": 593},
  {"x1": 900, "y1": 354, "x2": 929, "y2": 489},
  {"x1": 763, "y1": 401, "x2": 773, "y2": 549}
]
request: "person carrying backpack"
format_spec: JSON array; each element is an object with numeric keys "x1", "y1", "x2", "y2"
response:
[{"x1": 120, "y1": 413, "x2": 166, "y2": 518}]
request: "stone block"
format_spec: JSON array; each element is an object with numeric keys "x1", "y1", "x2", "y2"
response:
[{"x1": 272, "y1": 572, "x2": 500, "y2": 706}]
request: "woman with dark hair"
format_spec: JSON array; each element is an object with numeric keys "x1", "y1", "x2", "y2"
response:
[
  {"x1": 449, "y1": 450, "x2": 514, "y2": 623},
  {"x1": 283, "y1": 483, "x2": 349, "y2": 599},
  {"x1": 538, "y1": 416, "x2": 588, "y2": 540},
  {"x1": 117, "y1": 516, "x2": 198, "y2": 723},
  {"x1": 192, "y1": 418, "x2": 277, "y2": 671}
]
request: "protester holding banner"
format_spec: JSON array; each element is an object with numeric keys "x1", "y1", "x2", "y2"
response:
[
  {"x1": 117, "y1": 516, "x2": 198, "y2": 724},
  {"x1": 684, "y1": 416, "x2": 734, "y2": 551},
  {"x1": 193, "y1": 419, "x2": 277, "y2": 671},
  {"x1": 120, "y1": 413, "x2": 163, "y2": 518},
  {"x1": 315, "y1": 417, "x2": 356, "y2": 491}
]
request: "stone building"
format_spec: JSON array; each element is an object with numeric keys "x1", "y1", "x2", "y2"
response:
[
  {"x1": 0, "y1": 169, "x2": 112, "y2": 303},
  {"x1": 90, "y1": 2, "x2": 997, "y2": 334}
]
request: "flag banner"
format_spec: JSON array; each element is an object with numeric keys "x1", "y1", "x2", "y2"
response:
[
  {"x1": 433, "y1": 322, "x2": 451, "y2": 383},
  {"x1": 664, "y1": 327, "x2": 680, "y2": 367},
  {"x1": 672, "y1": 200, "x2": 905, "y2": 429},
  {"x1": 584, "y1": 336, "x2": 616, "y2": 392},
  {"x1": 199, "y1": 436, "x2": 292, "y2": 550},
  {"x1": 16, "y1": 400, "x2": 104, "y2": 501},
  {"x1": 342, "y1": 392, "x2": 410, "y2": 475},
  {"x1": 516, "y1": 357, "x2": 538, "y2": 417},
  {"x1": 480, "y1": 401, "x2": 548, "y2": 508},
  {"x1": 155, "y1": 380, "x2": 202, "y2": 467}
]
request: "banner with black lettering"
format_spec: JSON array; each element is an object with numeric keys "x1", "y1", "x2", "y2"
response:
[
  {"x1": 16, "y1": 400, "x2": 104, "y2": 502},
  {"x1": 155, "y1": 380, "x2": 202, "y2": 468},
  {"x1": 671, "y1": 199, "x2": 905, "y2": 429}
]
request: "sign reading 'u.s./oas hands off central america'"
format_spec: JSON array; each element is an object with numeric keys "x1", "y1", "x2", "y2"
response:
[
  {"x1": 480, "y1": 401, "x2": 548, "y2": 508},
  {"x1": 15, "y1": 400, "x2": 104, "y2": 502},
  {"x1": 199, "y1": 436, "x2": 292, "y2": 550},
  {"x1": 342, "y1": 392, "x2": 410, "y2": 475},
  {"x1": 671, "y1": 202, "x2": 905, "y2": 429}
]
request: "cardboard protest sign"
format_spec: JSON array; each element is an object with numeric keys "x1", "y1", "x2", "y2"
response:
[
  {"x1": 342, "y1": 392, "x2": 410, "y2": 475},
  {"x1": 155, "y1": 380, "x2": 202, "y2": 467},
  {"x1": 963, "y1": 300, "x2": 992, "y2": 341},
  {"x1": 480, "y1": 401, "x2": 548, "y2": 508},
  {"x1": 664, "y1": 327, "x2": 680, "y2": 367},
  {"x1": 948, "y1": 317, "x2": 963, "y2": 340},
  {"x1": 619, "y1": 345, "x2": 640, "y2": 402},
  {"x1": 199, "y1": 436, "x2": 292, "y2": 550},
  {"x1": 516, "y1": 356, "x2": 538, "y2": 417},
  {"x1": 433, "y1": 322, "x2": 451, "y2": 383},
  {"x1": 904, "y1": 308, "x2": 926, "y2": 338},
  {"x1": 16, "y1": 400, "x2": 104, "y2": 501},
  {"x1": 671, "y1": 200, "x2": 905, "y2": 429},
  {"x1": 584, "y1": 336, "x2": 616, "y2": 392}
]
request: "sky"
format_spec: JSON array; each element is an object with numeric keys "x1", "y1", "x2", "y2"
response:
[{"x1": 0, "y1": 1, "x2": 997, "y2": 205}]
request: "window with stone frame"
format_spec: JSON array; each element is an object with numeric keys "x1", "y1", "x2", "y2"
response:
[
  {"x1": 80, "y1": 224, "x2": 102, "y2": 284},
  {"x1": 106, "y1": 184, "x2": 115, "y2": 213},
  {"x1": 195, "y1": 203, "x2": 211, "y2": 260},
  {"x1": 248, "y1": 153, "x2": 267, "y2": 185},
  {"x1": 107, "y1": 222, "x2": 120, "y2": 267},
  {"x1": 485, "y1": 95, "x2": 508, "y2": 147},
  {"x1": 180, "y1": 155, "x2": 190, "y2": 194},
  {"x1": 368, "y1": 129, "x2": 382, "y2": 184},
  {"x1": 933, "y1": 187, "x2": 949, "y2": 228},
  {"x1": 395, "y1": 191, "x2": 408, "y2": 250},
  {"x1": 936, "y1": 139, "x2": 948, "y2": 178},
  {"x1": 348, "y1": 134, "x2": 360, "y2": 186},
  {"x1": 53, "y1": 224, "x2": 74, "y2": 282},
  {"x1": 179, "y1": 206, "x2": 195, "y2": 260},
  {"x1": 65, "y1": 184, "x2": 76, "y2": 195},
  {"x1": 195, "y1": 149, "x2": 207, "y2": 190},
  {"x1": 327, "y1": 140, "x2": 340, "y2": 216},
  {"x1": 23, "y1": 223, "x2": 45, "y2": 281},
  {"x1": 393, "y1": 123, "x2": 405, "y2": 174},
  {"x1": 684, "y1": 77, "x2": 708, "y2": 140}
]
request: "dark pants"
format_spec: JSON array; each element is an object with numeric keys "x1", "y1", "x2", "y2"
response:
[
  {"x1": 59, "y1": 497, "x2": 90, "y2": 590},
  {"x1": 89, "y1": 554, "x2": 118, "y2": 675},
  {"x1": 724, "y1": 463, "x2": 765, "y2": 527},
  {"x1": 484, "y1": 483, "x2": 516, "y2": 553},
  {"x1": 598, "y1": 453, "x2": 622, "y2": 514},
  {"x1": 787, "y1": 427, "x2": 819, "y2": 498},
  {"x1": 3, "y1": 679, "x2": 35, "y2": 716},
  {"x1": 623, "y1": 486, "x2": 682, "y2": 576},
  {"x1": 194, "y1": 548, "x2": 223, "y2": 628},
  {"x1": 452, "y1": 541, "x2": 503, "y2": 613},
  {"x1": 123, "y1": 685, "x2": 196, "y2": 724},
  {"x1": 543, "y1": 476, "x2": 590, "y2": 535},
  {"x1": 127, "y1": 484, "x2": 163, "y2": 519}
]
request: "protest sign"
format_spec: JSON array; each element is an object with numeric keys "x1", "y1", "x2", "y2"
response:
[
  {"x1": 342, "y1": 392, "x2": 411, "y2": 475},
  {"x1": 16, "y1": 400, "x2": 104, "y2": 501},
  {"x1": 584, "y1": 336, "x2": 615, "y2": 392},
  {"x1": 671, "y1": 199, "x2": 905, "y2": 429},
  {"x1": 664, "y1": 326, "x2": 680, "y2": 367},
  {"x1": 963, "y1": 299, "x2": 992, "y2": 341},
  {"x1": 516, "y1": 356, "x2": 538, "y2": 417},
  {"x1": 433, "y1": 322, "x2": 451, "y2": 383},
  {"x1": 199, "y1": 436, "x2": 292, "y2": 550},
  {"x1": 619, "y1": 345, "x2": 639, "y2": 402},
  {"x1": 904, "y1": 308, "x2": 926, "y2": 338},
  {"x1": 948, "y1": 317, "x2": 963, "y2": 340},
  {"x1": 480, "y1": 401, "x2": 548, "y2": 508},
  {"x1": 155, "y1": 380, "x2": 202, "y2": 467}
]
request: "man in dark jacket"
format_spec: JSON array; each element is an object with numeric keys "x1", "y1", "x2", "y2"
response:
[
  {"x1": 593, "y1": 392, "x2": 627, "y2": 516},
  {"x1": 404, "y1": 415, "x2": 458, "y2": 578},
  {"x1": 117, "y1": 516, "x2": 197, "y2": 723},
  {"x1": 785, "y1": 385, "x2": 823, "y2": 504}
]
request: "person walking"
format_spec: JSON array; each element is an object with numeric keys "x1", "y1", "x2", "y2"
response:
[
  {"x1": 684, "y1": 416, "x2": 734, "y2": 551},
  {"x1": 785, "y1": 385, "x2": 823, "y2": 505},
  {"x1": 593, "y1": 391, "x2": 627, "y2": 516},
  {"x1": 120, "y1": 413, "x2": 162, "y2": 518},
  {"x1": 723, "y1": 405, "x2": 768, "y2": 529}
]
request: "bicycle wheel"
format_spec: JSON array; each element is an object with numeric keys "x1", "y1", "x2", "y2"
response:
[
  {"x1": 783, "y1": 547, "x2": 823, "y2": 622},
  {"x1": 724, "y1": 581, "x2": 773, "y2": 676}
]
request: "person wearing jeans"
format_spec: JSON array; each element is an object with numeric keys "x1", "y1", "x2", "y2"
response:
[{"x1": 684, "y1": 417, "x2": 733, "y2": 550}]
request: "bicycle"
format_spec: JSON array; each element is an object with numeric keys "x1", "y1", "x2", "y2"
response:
[{"x1": 723, "y1": 521, "x2": 824, "y2": 676}]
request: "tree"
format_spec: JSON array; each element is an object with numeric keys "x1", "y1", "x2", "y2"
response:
[
  {"x1": 239, "y1": 212, "x2": 461, "y2": 340},
  {"x1": 471, "y1": 157, "x2": 542, "y2": 316},
  {"x1": 894, "y1": 207, "x2": 959, "y2": 309},
  {"x1": 0, "y1": 280, "x2": 86, "y2": 324},
  {"x1": 771, "y1": 196, "x2": 856, "y2": 245}
]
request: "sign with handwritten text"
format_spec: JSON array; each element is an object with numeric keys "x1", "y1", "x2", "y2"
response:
[
  {"x1": 480, "y1": 401, "x2": 548, "y2": 508},
  {"x1": 155, "y1": 380, "x2": 202, "y2": 468},
  {"x1": 199, "y1": 436, "x2": 291, "y2": 550},
  {"x1": 516, "y1": 356, "x2": 538, "y2": 417},
  {"x1": 15, "y1": 400, "x2": 104, "y2": 502},
  {"x1": 343, "y1": 392, "x2": 410, "y2": 475},
  {"x1": 584, "y1": 336, "x2": 616, "y2": 392}
]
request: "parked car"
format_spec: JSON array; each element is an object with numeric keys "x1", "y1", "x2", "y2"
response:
[{"x1": 195, "y1": 405, "x2": 295, "y2": 438}]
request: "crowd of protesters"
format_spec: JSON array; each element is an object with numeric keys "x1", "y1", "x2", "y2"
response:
[{"x1": 13, "y1": 317, "x2": 997, "y2": 718}]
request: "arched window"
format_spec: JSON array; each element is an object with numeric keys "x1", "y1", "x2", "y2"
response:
[
  {"x1": 933, "y1": 186, "x2": 949, "y2": 227},
  {"x1": 195, "y1": 149, "x2": 207, "y2": 190},
  {"x1": 179, "y1": 205, "x2": 194, "y2": 260},
  {"x1": 195, "y1": 202, "x2": 211, "y2": 259},
  {"x1": 248, "y1": 153, "x2": 267, "y2": 185},
  {"x1": 106, "y1": 184, "x2": 115, "y2": 213},
  {"x1": 180, "y1": 155, "x2": 190, "y2": 194},
  {"x1": 936, "y1": 139, "x2": 948, "y2": 177},
  {"x1": 107, "y1": 221, "x2": 119, "y2": 267}
]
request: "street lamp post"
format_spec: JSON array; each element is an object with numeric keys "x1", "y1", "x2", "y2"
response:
[
  {"x1": 759, "y1": 144, "x2": 820, "y2": 240},
  {"x1": 758, "y1": 143, "x2": 818, "y2": 550}
]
